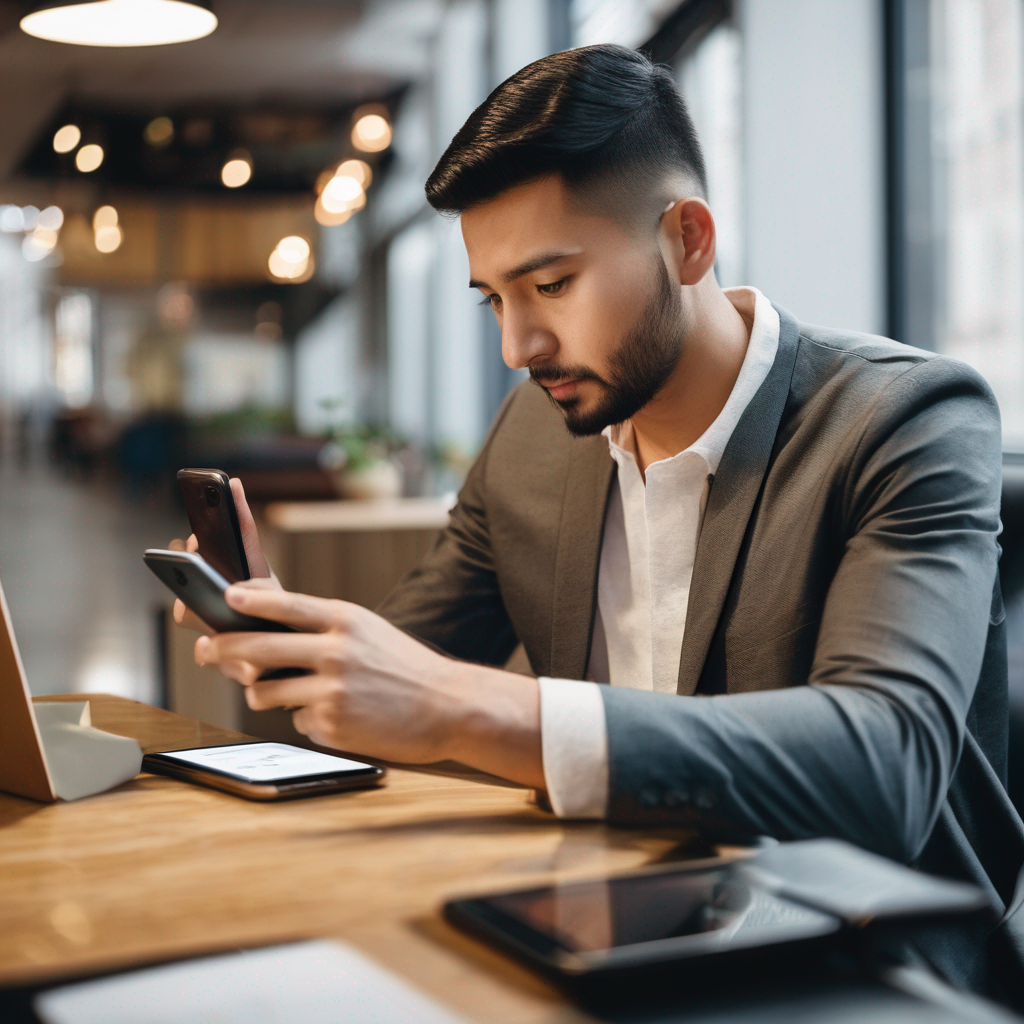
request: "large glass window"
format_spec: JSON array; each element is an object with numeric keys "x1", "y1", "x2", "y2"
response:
[{"x1": 933, "y1": 0, "x2": 1024, "y2": 443}]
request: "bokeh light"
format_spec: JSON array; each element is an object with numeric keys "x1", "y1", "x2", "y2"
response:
[
  {"x1": 38, "y1": 206, "x2": 64, "y2": 231},
  {"x1": 221, "y1": 156, "x2": 252, "y2": 188},
  {"x1": 95, "y1": 224, "x2": 123, "y2": 253},
  {"x1": 144, "y1": 116, "x2": 174, "y2": 148},
  {"x1": 351, "y1": 114, "x2": 391, "y2": 153},
  {"x1": 93, "y1": 206, "x2": 119, "y2": 230},
  {"x1": 75, "y1": 144, "x2": 104, "y2": 173},
  {"x1": 53, "y1": 124, "x2": 81, "y2": 154}
]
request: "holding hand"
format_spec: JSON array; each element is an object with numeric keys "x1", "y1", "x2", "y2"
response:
[{"x1": 194, "y1": 582, "x2": 545, "y2": 787}]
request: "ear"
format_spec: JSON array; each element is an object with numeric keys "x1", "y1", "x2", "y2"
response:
[{"x1": 660, "y1": 198, "x2": 717, "y2": 286}]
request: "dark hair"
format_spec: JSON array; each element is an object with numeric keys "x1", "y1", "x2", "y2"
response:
[{"x1": 425, "y1": 44, "x2": 707, "y2": 216}]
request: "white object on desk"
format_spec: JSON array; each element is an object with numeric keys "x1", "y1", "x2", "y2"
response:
[
  {"x1": 0, "y1": 572, "x2": 141, "y2": 803},
  {"x1": 35, "y1": 939, "x2": 467, "y2": 1024},
  {"x1": 32, "y1": 701, "x2": 142, "y2": 801}
]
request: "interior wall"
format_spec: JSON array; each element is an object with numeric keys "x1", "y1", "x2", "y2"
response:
[{"x1": 739, "y1": 0, "x2": 886, "y2": 335}]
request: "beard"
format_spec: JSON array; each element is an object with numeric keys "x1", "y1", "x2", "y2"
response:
[{"x1": 528, "y1": 258, "x2": 683, "y2": 437}]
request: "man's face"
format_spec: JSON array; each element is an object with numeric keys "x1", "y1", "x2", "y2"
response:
[{"x1": 462, "y1": 175, "x2": 684, "y2": 436}]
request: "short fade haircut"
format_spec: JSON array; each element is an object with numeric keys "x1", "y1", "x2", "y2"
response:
[{"x1": 425, "y1": 44, "x2": 708, "y2": 220}]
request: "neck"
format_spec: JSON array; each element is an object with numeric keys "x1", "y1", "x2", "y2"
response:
[{"x1": 629, "y1": 278, "x2": 753, "y2": 475}]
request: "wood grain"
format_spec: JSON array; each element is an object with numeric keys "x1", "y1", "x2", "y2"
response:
[{"x1": 1, "y1": 695, "x2": 706, "y2": 1022}]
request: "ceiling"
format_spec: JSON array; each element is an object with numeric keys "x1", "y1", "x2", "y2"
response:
[{"x1": 0, "y1": 0, "x2": 443, "y2": 182}]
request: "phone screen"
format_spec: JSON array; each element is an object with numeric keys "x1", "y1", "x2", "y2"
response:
[
  {"x1": 157, "y1": 742, "x2": 376, "y2": 783},
  {"x1": 485, "y1": 868, "x2": 837, "y2": 954}
]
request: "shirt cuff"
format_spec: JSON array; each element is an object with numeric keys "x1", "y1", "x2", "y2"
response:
[{"x1": 538, "y1": 677, "x2": 610, "y2": 819}]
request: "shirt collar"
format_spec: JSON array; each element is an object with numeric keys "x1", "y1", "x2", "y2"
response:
[{"x1": 603, "y1": 286, "x2": 780, "y2": 476}]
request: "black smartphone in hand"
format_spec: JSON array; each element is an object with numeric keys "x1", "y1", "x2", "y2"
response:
[{"x1": 177, "y1": 468, "x2": 250, "y2": 583}]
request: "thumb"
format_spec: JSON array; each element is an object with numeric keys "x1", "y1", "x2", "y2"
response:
[{"x1": 230, "y1": 477, "x2": 272, "y2": 578}]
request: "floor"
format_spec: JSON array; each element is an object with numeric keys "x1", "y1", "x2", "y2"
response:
[{"x1": 0, "y1": 459, "x2": 183, "y2": 704}]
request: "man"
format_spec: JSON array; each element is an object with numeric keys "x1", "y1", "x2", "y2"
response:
[{"x1": 178, "y1": 46, "x2": 1024, "y2": 1002}]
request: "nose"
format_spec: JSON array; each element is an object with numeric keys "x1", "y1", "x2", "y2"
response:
[{"x1": 501, "y1": 305, "x2": 558, "y2": 370}]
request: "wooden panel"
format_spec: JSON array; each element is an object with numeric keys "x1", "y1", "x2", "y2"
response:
[{"x1": 0, "y1": 695, "x2": 705, "y2": 1024}]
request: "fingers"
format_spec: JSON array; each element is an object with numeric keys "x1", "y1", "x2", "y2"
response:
[
  {"x1": 245, "y1": 674, "x2": 339, "y2": 711},
  {"x1": 195, "y1": 630, "x2": 335, "y2": 673},
  {"x1": 224, "y1": 585, "x2": 347, "y2": 632},
  {"x1": 168, "y1": 537, "x2": 185, "y2": 552},
  {"x1": 186, "y1": 533, "x2": 199, "y2": 553},
  {"x1": 230, "y1": 478, "x2": 272, "y2": 578}
]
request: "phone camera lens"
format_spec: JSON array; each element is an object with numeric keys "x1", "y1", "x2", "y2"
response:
[
  {"x1": 204, "y1": 484, "x2": 221, "y2": 507},
  {"x1": 173, "y1": 569, "x2": 188, "y2": 587}
]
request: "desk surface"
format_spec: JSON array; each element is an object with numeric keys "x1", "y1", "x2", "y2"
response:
[{"x1": 1, "y1": 695, "x2": 702, "y2": 1022}]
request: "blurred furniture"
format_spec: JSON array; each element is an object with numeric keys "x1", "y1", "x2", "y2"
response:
[
  {"x1": 166, "y1": 498, "x2": 452, "y2": 738},
  {"x1": 2, "y1": 696, "x2": 1009, "y2": 1024}
]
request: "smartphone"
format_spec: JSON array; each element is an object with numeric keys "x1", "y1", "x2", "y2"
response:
[
  {"x1": 144, "y1": 549, "x2": 288, "y2": 633},
  {"x1": 177, "y1": 468, "x2": 250, "y2": 583},
  {"x1": 143, "y1": 741, "x2": 386, "y2": 801}
]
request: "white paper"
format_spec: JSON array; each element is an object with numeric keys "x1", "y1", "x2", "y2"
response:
[{"x1": 35, "y1": 940, "x2": 466, "y2": 1024}]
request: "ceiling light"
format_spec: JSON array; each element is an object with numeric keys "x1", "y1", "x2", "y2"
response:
[
  {"x1": 276, "y1": 236, "x2": 310, "y2": 265},
  {"x1": 336, "y1": 159, "x2": 371, "y2": 188},
  {"x1": 93, "y1": 205, "x2": 118, "y2": 230},
  {"x1": 144, "y1": 116, "x2": 174, "y2": 147},
  {"x1": 221, "y1": 155, "x2": 252, "y2": 188},
  {"x1": 38, "y1": 206, "x2": 64, "y2": 231},
  {"x1": 21, "y1": 1, "x2": 217, "y2": 48},
  {"x1": 75, "y1": 144, "x2": 104, "y2": 172},
  {"x1": 94, "y1": 224, "x2": 122, "y2": 253},
  {"x1": 314, "y1": 196, "x2": 353, "y2": 227},
  {"x1": 322, "y1": 174, "x2": 362, "y2": 213},
  {"x1": 22, "y1": 228, "x2": 58, "y2": 262},
  {"x1": 351, "y1": 114, "x2": 391, "y2": 153},
  {"x1": 52, "y1": 124, "x2": 81, "y2": 153}
]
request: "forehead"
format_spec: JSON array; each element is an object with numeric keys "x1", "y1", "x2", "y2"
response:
[{"x1": 461, "y1": 176, "x2": 634, "y2": 281}]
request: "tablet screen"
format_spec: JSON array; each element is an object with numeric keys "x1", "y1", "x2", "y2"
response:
[
  {"x1": 158, "y1": 742, "x2": 376, "y2": 783},
  {"x1": 487, "y1": 867, "x2": 838, "y2": 953}
]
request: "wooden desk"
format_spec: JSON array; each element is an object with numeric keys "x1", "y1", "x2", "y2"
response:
[{"x1": 0, "y1": 695, "x2": 702, "y2": 1022}]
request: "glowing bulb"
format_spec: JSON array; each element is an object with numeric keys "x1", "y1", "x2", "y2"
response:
[
  {"x1": 314, "y1": 196, "x2": 353, "y2": 227},
  {"x1": 337, "y1": 159, "x2": 371, "y2": 188},
  {"x1": 53, "y1": 124, "x2": 81, "y2": 153},
  {"x1": 22, "y1": 228, "x2": 57, "y2": 262},
  {"x1": 21, "y1": 1, "x2": 218, "y2": 48},
  {"x1": 268, "y1": 249, "x2": 309, "y2": 281},
  {"x1": 38, "y1": 206, "x2": 64, "y2": 231},
  {"x1": 276, "y1": 236, "x2": 310, "y2": 264},
  {"x1": 325, "y1": 174, "x2": 366, "y2": 211},
  {"x1": 95, "y1": 224, "x2": 123, "y2": 253},
  {"x1": 75, "y1": 144, "x2": 104, "y2": 173},
  {"x1": 144, "y1": 116, "x2": 174, "y2": 147},
  {"x1": 351, "y1": 114, "x2": 391, "y2": 153},
  {"x1": 221, "y1": 157, "x2": 252, "y2": 188},
  {"x1": 92, "y1": 205, "x2": 118, "y2": 230}
]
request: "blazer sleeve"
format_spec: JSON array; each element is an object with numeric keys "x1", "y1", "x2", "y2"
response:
[
  {"x1": 375, "y1": 392, "x2": 519, "y2": 667},
  {"x1": 601, "y1": 358, "x2": 1003, "y2": 863}
]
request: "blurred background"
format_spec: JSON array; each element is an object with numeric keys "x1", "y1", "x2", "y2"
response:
[{"x1": 1, "y1": 0, "x2": 1022, "y2": 793}]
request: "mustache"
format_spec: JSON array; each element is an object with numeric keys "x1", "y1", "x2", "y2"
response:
[{"x1": 528, "y1": 364, "x2": 605, "y2": 387}]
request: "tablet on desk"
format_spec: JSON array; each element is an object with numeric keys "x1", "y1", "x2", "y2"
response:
[{"x1": 143, "y1": 741, "x2": 385, "y2": 801}]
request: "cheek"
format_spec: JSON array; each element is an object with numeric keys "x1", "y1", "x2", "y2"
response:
[{"x1": 560, "y1": 266, "x2": 649, "y2": 370}]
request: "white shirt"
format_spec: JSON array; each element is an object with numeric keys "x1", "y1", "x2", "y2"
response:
[{"x1": 538, "y1": 287, "x2": 781, "y2": 818}]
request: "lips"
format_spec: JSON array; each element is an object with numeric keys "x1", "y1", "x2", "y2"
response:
[{"x1": 542, "y1": 379, "x2": 582, "y2": 401}]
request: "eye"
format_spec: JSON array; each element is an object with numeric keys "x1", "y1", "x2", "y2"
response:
[
  {"x1": 537, "y1": 278, "x2": 567, "y2": 296},
  {"x1": 478, "y1": 293, "x2": 501, "y2": 310}
]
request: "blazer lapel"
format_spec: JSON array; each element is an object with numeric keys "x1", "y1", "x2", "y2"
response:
[
  {"x1": 676, "y1": 304, "x2": 802, "y2": 695},
  {"x1": 548, "y1": 436, "x2": 615, "y2": 679}
]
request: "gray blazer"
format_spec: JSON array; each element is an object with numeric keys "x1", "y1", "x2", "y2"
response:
[{"x1": 378, "y1": 305, "x2": 1024, "y2": 1005}]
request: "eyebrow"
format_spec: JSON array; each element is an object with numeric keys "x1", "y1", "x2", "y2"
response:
[{"x1": 469, "y1": 249, "x2": 581, "y2": 290}]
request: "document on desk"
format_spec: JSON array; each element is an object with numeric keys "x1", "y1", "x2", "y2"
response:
[{"x1": 35, "y1": 940, "x2": 467, "y2": 1024}]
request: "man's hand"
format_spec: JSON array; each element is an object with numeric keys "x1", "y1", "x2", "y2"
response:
[
  {"x1": 193, "y1": 581, "x2": 545, "y2": 788},
  {"x1": 169, "y1": 477, "x2": 281, "y2": 631}
]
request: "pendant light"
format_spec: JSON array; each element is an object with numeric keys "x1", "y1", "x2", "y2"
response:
[{"x1": 21, "y1": 1, "x2": 217, "y2": 47}]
